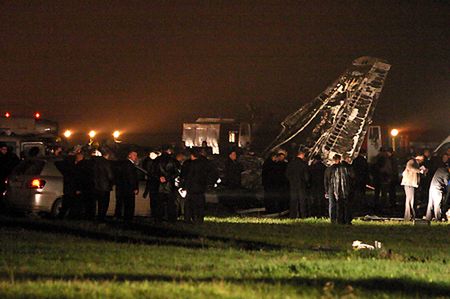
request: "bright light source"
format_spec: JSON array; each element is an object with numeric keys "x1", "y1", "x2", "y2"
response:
[
  {"x1": 35, "y1": 112, "x2": 41, "y2": 119},
  {"x1": 88, "y1": 130, "x2": 97, "y2": 138},
  {"x1": 63, "y1": 130, "x2": 72, "y2": 138},
  {"x1": 390, "y1": 129, "x2": 399, "y2": 137},
  {"x1": 112, "y1": 130, "x2": 121, "y2": 139},
  {"x1": 5, "y1": 112, "x2": 11, "y2": 118},
  {"x1": 31, "y1": 179, "x2": 41, "y2": 188}
]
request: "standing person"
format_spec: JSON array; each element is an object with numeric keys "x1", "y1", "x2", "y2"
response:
[
  {"x1": 372, "y1": 148, "x2": 386, "y2": 213},
  {"x1": 273, "y1": 150, "x2": 290, "y2": 212},
  {"x1": 419, "y1": 149, "x2": 433, "y2": 206},
  {"x1": 425, "y1": 166, "x2": 450, "y2": 221},
  {"x1": 115, "y1": 150, "x2": 139, "y2": 222},
  {"x1": 262, "y1": 152, "x2": 279, "y2": 213},
  {"x1": 401, "y1": 155, "x2": 425, "y2": 221},
  {"x1": 223, "y1": 149, "x2": 243, "y2": 189},
  {"x1": 142, "y1": 151, "x2": 160, "y2": 218},
  {"x1": 153, "y1": 146, "x2": 179, "y2": 222},
  {"x1": 309, "y1": 155, "x2": 327, "y2": 217},
  {"x1": 352, "y1": 151, "x2": 370, "y2": 214},
  {"x1": 55, "y1": 148, "x2": 82, "y2": 219},
  {"x1": 91, "y1": 150, "x2": 114, "y2": 221},
  {"x1": 374, "y1": 148, "x2": 397, "y2": 210},
  {"x1": 75, "y1": 150, "x2": 95, "y2": 220},
  {"x1": 286, "y1": 147, "x2": 310, "y2": 218},
  {"x1": 324, "y1": 154, "x2": 354, "y2": 224},
  {"x1": 180, "y1": 149, "x2": 211, "y2": 223},
  {"x1": 174, "y1": 151, "x2": 187, "y2": 217},
  {"x1": 0, "y1": 143, "x2": 19, "y2": 202}
]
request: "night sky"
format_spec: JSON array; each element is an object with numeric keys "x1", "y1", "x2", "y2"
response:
[{"x1": 1, "y1": 1, "x2": 449, "y2": 145}]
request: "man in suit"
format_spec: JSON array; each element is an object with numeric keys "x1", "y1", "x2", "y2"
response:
[
  {"x1": 115, "y1": 150, "x2": 139, "y2": 222},
  {"x1": 181, "y1": 149, "x2": 213, "y2": 224},
  {"x1": 91, "y1": 150, "x2": 114, "y2": 221},
  {"x1": 152, "y1": 145, "x2": 179, "y2": 222},
  {"x1": 287, "y1": 147, "x2": 310, "y2": 218}
]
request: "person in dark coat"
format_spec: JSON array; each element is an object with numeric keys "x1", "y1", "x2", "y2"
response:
[
  {"x1": 91, "y1": 151, "x2": 114, "y2": 221},
  {"x1": 74, "y1": 152, "x2": 95, "y2": 220},
  {"x1": 180, "y1": 149, "x2": 213, "y2": 223},
  {"x1": 286, "y1": 147, "x2": 310, "y2": 218},
  {"x1": 352, "y1": 151, "x2": 370, "y2": 215},
  {"x1": 273, "y1": 151, "x2": 290, "y2": 212},
  {"x1": 308, "y1": 154, "x2": 326, "y2": 217},
  {"x1": 152, "y1": 146, "x2": 179, "y2": 222},
  {"x1": 223, "y1": 150, "x2": 243, "y2": 189},
  {"x1": 262, "y1": 152, "x2": 279, "y2": 213},
  {"x1": 0, "y1": 143, "x2": 19, "y2": 202},
  {"x1": 55, "y1": 150, "x2": 83, "y2": 218},
  {"x1": 115, "y1": 150, "x2": 139, "y2": 222},
  {"x1": 425, "y1": 166, "x2": 450, "y2": 221},
  {"x1": 324, "y1": 154, "x2": 354, "y2": 224},
  {"x1": 142, "y1": 151, "x2": 161, "y2": 218},
  {"x1": 373, "y1": 148, "x2": 398, "y2": 212}
]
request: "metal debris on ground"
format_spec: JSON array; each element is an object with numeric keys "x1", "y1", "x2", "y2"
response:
[{"x1": 352, "y1": 240, "x2": 383, "y2": 250}]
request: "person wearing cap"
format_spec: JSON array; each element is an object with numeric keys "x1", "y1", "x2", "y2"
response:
[
  {"x1": 401, "y1": 155, "x2": 425, "y2": 221},
  {"x1": 286, "y1": 146, "x2": 310, "y2": 218}
]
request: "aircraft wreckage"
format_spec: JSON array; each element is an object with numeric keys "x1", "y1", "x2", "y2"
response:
[{"x1": 265, "y1": 56, "x2": 391, "y2": 164}]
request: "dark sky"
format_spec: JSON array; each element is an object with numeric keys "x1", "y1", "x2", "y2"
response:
[{"x1": 1, "y1": 1, "x2": 449, "y2": 144}]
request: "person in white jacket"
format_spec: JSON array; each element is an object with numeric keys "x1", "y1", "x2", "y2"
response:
[{"x1": 401, "y1": 155, "x2": 425, "y2": 221}]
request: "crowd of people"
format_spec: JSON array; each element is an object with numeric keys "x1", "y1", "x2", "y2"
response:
[
  {"x1": 1, "y1": 141, "x2": 449, "y2": 225},
  {"x1": 51, "y1": 145, "x2": 221, "y2": 224},
  {"x1": 261, "y1": 146, "x2": 450, "y2": 224}
]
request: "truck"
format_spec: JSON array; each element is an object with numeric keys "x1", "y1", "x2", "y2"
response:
[{"x1": 0, "y1": 115, "x2": 59, "y2": 157}]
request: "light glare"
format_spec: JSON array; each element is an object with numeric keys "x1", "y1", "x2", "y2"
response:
[
  {"x1": 390, "y1": 129, "x2": 399, "y2": 137},
  {"x1": 112, "y1": 130, "x2": 120, "y2": 139},
  {"x1": 88, "y1": 130, "x2": 97, "y2": 138},
  {"x1": 63, "y1": 130, "x2": 72, "y2": 138}
]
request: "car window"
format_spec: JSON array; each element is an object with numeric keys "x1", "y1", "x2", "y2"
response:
[
  {"x1": 41, "y1": 161, "x2": 63, "y2": 177},
  {"x1": 11, "y1": 159, "x2": 46, "y2": 176}
]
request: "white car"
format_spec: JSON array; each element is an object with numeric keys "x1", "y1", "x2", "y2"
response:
[{"x1": 5, "y1": 158, "x2": 150, "y2": 217}]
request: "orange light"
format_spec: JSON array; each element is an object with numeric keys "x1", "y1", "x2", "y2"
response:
[
  {"x1": 63, "y1": 130, "x2": 72, "y2": 138},
  {"x1": 390, "y1": 129, "x2": 399, "y2": 137},
  {"x1": 5, "y1": 112, "x2": 11, "y2": 118},
  {"x1": 31, "y1": 179, "x2": 41, "y2": 188},
  {"x1": 35, "y1": 112, "x2": 41, "y2": 119}
]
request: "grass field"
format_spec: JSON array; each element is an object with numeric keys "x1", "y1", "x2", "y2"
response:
[{"x1": 0, "y1": 215, "x2": 449, "y2": 298}]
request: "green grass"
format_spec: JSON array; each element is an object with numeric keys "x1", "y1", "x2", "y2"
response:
[{"x1": 0, "y1": 216, "x2": 449, "y2": 298}]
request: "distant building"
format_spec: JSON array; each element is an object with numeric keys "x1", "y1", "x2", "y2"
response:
[{"x1": 182, "y1": 118, "x2": 251, "y2": 154}]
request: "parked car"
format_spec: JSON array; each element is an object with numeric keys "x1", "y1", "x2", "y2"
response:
[{"x1": 5, "y1": 158, "x2": 150, "y2": 217}]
